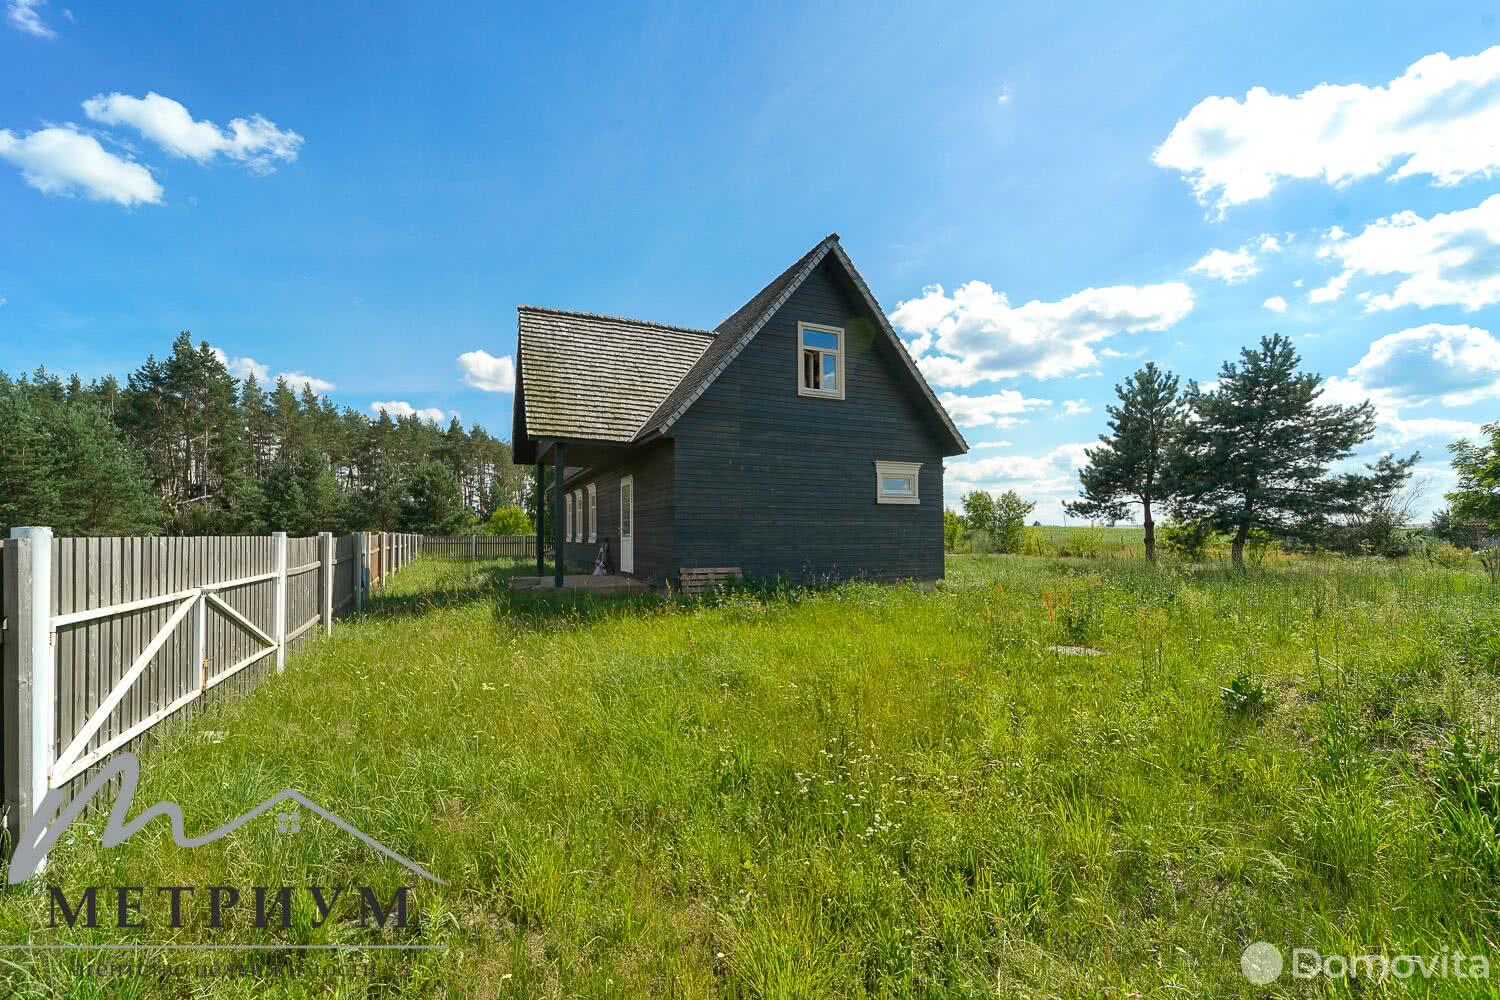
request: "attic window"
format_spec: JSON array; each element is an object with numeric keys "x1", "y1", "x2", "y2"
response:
[
  {"x1": 798, "y1": 322, "x2": 845, "y2": 399},
  {"x1": 875, "y1": 461, "x2": 921, "y2": 505}
]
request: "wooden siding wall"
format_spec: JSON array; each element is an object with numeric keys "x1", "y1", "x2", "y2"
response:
[
  {"x1": 559, "y1": 440, "x2": 675, "y2": 581},
  {"x1": 670, "y1": 259, "x2": 949, "y2": 583}
]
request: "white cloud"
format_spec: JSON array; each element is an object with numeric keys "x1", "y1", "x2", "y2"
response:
[
  {"x1": 278, "y1": 371, "x2": 334, "y2": 394},
  {"x1": 7, "y1": 0, "x2": 55, "y2": 37},
  {"x1": 457, "y1": 350, "x2": 516, "y2": 392},
  {"x1": 1258, "y1": 234, "x2": 1287, "y2": 253},
  {"x1": 937, "y1": 389, "x2": 1050, "y2": 428},
  {"x1": 996, "y1": 85, "x2": 1013, "y2": 106},
  {"x1": 1308, "y1": 271, "x2": 1351, "y2": 304},
  {"x1": 82, "y1": 92, "x2": 302, "y2": 172},
  {"x1": 370, "y1": 401, "x2": 451, "y2": 424},
  {"x1": 1263, "y1": 295, "x2": 1288, "y2": 313},
  {"x1": 1155, "y1": 46, "x2": 1500, "y2": 214},
  {"x1": 1346, "y1": 322, "x2": 1500, "y2": 406},
  {"x1": 945, "y1": 443, "x2": 1093, "y2": 521},
  {"x1": 1313, "y1": 194, "x2": 1500, "y2": 312},
  {"x1": 974, "y1": 440, "x2": 1012, "y2": 450},
  {"x1": 1317, "y1": 322, "x2": 1500, "y2": 448},
  {"x1": 209, "y1": 347, "x2": 333, "y2": 394},
  {"x1": 210, "y1": 349, "x2": 270, "y2": 383},
  {"x1": 0, "y1": 126, "x2": 162, "y2": 205},
  {"x1": 890, "y1": 280, "x2": 1193, "y2": 386},
  {"x1": 1061, "y1": 399, "x2": 1091, "y2": 416},
  {"x1": 1190, "y1": 247, "x2": 1260, "y2": 284}
]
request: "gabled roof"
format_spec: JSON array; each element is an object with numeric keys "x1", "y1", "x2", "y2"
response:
[
  {"x1": 515, "y1": 306, "x2": 713, "y2": 444},
  {"x1": 633, "y1": 235, "x2": 967, "y2": 454},
  {"x1": 512, "y1": 235, "x2": 968, "y2": 457}
]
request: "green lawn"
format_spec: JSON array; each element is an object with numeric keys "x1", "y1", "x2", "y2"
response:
[{"x1": 3, "y1": 555, "x2": 1499, "y2": 997}]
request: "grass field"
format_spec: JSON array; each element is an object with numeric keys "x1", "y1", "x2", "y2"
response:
[{"x1": 2, "y1": 554, "x2": 1499, "y2": 997}]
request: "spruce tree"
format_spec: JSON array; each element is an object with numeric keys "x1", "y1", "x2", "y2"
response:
[
  {"x1": 1064, "y1": 362, "x2": 1183, "y2": 561},
  {"x1": 1173, "y1": 334, "x2": 1415, "y2": 569}
]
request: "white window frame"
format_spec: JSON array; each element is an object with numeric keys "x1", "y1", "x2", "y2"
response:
[
  {"x1": 797, "y1": 321, "x2": 845, "y2": 400},
  {"x1": 573, "y1": 489, "x2": 584, "y2": 542},
  {"x1": 564, "y1": 492, "x2": 574, "y2": 541},
  {"x1": 587, "y1": 484, "x2": 597, "y2": 542},
  {"x1": 874, "y1": 460, "x2": 921, "y2": 505}
]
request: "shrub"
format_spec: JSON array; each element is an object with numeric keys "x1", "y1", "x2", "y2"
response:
[
  {"x1": 943, "y1": 510, "x2": 965, "y2": 552},
  {"x1": 1160, "y1": 519, "x2": 1218, "y2": 561},
  {"x1": 1221, "y1": 672, "x2": 1272, "y2": 715},
  {"x1": 1057, "y1": 526, "x2": 1107, "y2": 559},
  {"x1": 485, "y1": 505, "x2": 533, "y2": 536},
  {"x1": 1427, "y1": 543, "x2": 1472, "y2": 569},
  {"x1": 1481, "y1": 547, "x2": 1500, "y2": 587},
  {"x1": 1021, "y1": 527, "x2": 1056, "y2": 557}
]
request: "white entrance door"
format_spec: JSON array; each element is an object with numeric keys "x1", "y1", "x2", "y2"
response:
[{"x1": 619, "y1": 475, "x2": 635, "y2": 574}]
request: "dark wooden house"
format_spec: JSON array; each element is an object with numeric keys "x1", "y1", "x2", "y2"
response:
[{"x1": 511, "y1": 234, "x2": 968, "y2": 587}]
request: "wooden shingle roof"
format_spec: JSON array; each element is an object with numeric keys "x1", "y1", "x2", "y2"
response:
[{"x1": 516, "y1": 307, "x2": 713, "y2": 443}]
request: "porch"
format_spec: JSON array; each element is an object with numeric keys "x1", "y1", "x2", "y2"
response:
[{"x1": 506, "y1": 573, "x2": 652, "y2": 594}]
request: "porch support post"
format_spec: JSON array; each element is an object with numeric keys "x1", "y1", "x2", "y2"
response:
[
  {"x1": 552, "y1": 445, "x2": 566, "y2": 589},
  {"x1": 535, "y1": 463, "x2": 545, "y2": 577}
]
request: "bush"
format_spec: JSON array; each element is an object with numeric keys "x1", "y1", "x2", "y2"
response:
[
  {"x1": 1021, "y1": 527, "x2": 1056, "y2": 557},
  {"x1": 1160, "y1": 519, "x2": 1218, "y2": 561},
  {"x1": 1427, "y1": 543, "x2": 1472, "y2": 569},
  {"x1": 486, "y1": 505, "x2": 533, "y2": 536},
  {"x1": 943, "y1": 510, "x2": 964, "y2": 552},
  {"x1": 1057, "y1": 526, "x2": 1107, "y2": 559}
]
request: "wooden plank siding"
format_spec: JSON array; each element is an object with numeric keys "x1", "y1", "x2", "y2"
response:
[
  {"x1": 669, "y1": 257, "x2": 949, "y2": 584},
  {"x1": 558, "y1": 439, "x2": 675, "y2": 582}
]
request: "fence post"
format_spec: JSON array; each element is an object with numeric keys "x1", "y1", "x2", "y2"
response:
[
  {"x1": 319, "y1": 531, "x2": 334, "y2": 635},
  {"x1": 193, "y1": 588, "x2": 207, "y2": 691},
  {"x1": 272, "y1": 531, "x2": 288, "y2": 672},
  {"x1": 355, "y1": 532, "x2": 367, "y2": 611},
  {"x1": 7, "y1": 527, "x2": 53, "y2": 848}
]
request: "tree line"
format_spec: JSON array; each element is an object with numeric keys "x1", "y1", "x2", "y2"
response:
[
  {"x1": 0, "y1": 332, "x2": 534, "y2": 538},
  {"x1": 961, "y1": 335, "x2": 1420, "y2": 569}
]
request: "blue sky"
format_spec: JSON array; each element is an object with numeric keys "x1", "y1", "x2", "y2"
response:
[{"x1": 3, "y1": 2, "x2": 1498, "y2": 520}]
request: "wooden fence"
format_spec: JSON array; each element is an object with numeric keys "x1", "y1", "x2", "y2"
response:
[
  {"x1": 0, "y1": 528, "x2": 421, "y2": 848},
  {"x1": 421, "y1": 535, "x2": 536, "y2": 561}
]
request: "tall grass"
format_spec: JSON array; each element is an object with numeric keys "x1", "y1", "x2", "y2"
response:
[{"x1": 0, "y1": 554, "x2": 1497, "y2": 997}]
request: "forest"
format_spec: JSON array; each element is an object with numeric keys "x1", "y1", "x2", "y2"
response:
[{"x1": 0, "y1": 332, "x2": 532, "y2": 537}]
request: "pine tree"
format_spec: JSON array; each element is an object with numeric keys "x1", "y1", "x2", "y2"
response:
[
  {"x1": 1064, "y1": 362, "x2": 1183, "y2": 561},
  {"x1": 1173, "y1": 334, "x2": 1416, "y2": 568}
]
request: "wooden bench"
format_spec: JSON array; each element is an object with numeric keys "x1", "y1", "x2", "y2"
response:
[{"x1": 678, "y1": 567, "x2": 742, "y2": 595}]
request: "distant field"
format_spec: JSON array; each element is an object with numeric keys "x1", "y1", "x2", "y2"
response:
[{"x1": 1032, "y1": 524, "x2": 1145, "y2": 553}]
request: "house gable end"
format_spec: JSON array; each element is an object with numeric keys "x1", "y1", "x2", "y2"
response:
[{"x1": 641, "y1": 237, "x2": 967, "y2": 455}]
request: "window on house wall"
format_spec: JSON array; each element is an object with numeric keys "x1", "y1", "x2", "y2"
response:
[
  {"x1": 565, "y1": 492, "x2": 574, "y2": 541},
  {"x1": 874, "y1": 461, "x2": 921, "y2": 504},
  {"x1": 574, "y1": 489, "x2": 584, "y2": 542},
  {"x1": 797, "y1": 322, "x2": 845, "y2": 399},
  {"x1": 587, "y1": 484, "x2": 597, "y2": 542}
]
